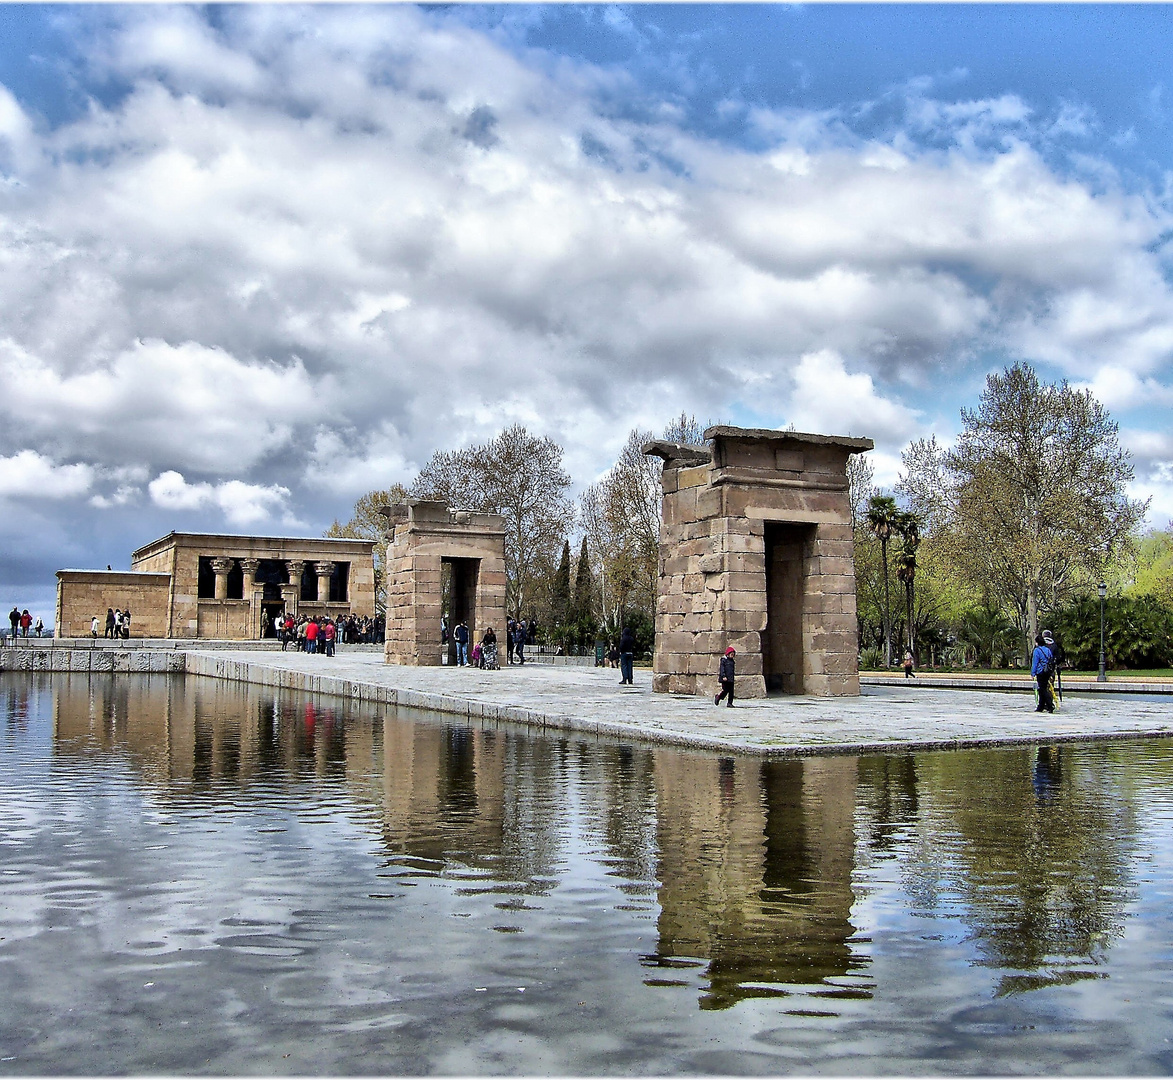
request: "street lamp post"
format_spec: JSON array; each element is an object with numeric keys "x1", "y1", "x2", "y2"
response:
[{"x1": 1097, "y1": 582, "x2": 1108, "y2": 683}]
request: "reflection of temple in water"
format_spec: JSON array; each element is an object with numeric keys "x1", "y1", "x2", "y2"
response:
[
  {"x1": 50, "y1": 674, "x2": 354, "y2": 787},
  {"x1": 48, "y1": 675, "x2": 869, "y2": 1011},
  {"x1": 648, "y1": 752, "x2": 866, "y2": 1009}
]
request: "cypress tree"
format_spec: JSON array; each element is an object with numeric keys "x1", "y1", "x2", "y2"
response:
[
  {"x1": 552, "y1": 539, "x2": 572, "y2": 627},
  {"x1": 572, "y1": 536, "x2": 593, "y2": 626}
]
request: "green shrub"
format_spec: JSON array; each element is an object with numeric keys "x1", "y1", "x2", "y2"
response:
[{"x1": 1052, "y1": 594, "x2": 1173, "y2": 670}]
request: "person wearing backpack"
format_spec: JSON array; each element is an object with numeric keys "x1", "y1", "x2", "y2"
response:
[
  {"x1": 1030, "y1": 633, "x2": 1055, "y2": 713},
  {"x1": 1042, "y1": 629, "x2": 1063, "y2": 709}
]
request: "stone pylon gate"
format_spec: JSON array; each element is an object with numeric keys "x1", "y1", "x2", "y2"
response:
[
  {"x1": 382, "y1": 501, "x2": 507, "y2": 666},
  {"x1": 644, "y1": 426, "x2": 873, "y2": 698}
]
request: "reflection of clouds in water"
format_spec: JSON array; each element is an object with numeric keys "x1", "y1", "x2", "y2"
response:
[{"x1": 9, "y1": 674, "x2": 1173, "y2": 1071}]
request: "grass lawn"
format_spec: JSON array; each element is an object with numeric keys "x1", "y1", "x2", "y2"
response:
[{"x1": 861, "y1": 666, "x2": 1173, "y2": 679}]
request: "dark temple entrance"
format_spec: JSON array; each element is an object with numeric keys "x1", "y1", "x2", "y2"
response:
[
  {"x1": 763, "y1": 522, "x2": 815, "y2": 694},
  {"x1": 441, "y1": 557, "x2": 480, "y2": 665}
]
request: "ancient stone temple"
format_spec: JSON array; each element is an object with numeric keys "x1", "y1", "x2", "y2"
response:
[
  {"x1": 644, "y1": 426, "x2": 873, "y2": 698},
  {"x1": 56, "y1": 532, "x2": 377, "y2": 639},
  {"x1": 382, "y1": 501, "x2": 507, "y2": 666}
]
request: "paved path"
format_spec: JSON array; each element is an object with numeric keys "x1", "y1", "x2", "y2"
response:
[{"x1": 191, "y1": 649, "x2": 1173, "y2": 757}]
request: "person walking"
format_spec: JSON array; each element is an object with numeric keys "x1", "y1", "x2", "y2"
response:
[
  {"x1": 19, "y1": 610, "x2": 31, "y2": 637},
  {"x1": 1042, "y1": 629, "x2": 1063, "y2": 708},
  {"x1": 104, "y1": 608, "x2": 116, "y2": 639},
  {"x1": 1031, "y1": 633, "x2": 1055, "y2": 714},
  {"x1": 121, "y1": 608, "x2": 132, "y2": 639},
  {"x1": 903, "y1": 650, "x2": 915, "y2": 678},
  {"x1": 715, "y1": 646, "x2": 736, "y2": 707},
  {"x1": 90, "y1": 614, "x2": 100, "y2": 638},
  {"x1": 8, "y1": 607, "x2": 18, "y2": 639},
  {"x1": 618, "y1": 625, "x2": 635, "y2": 686},
  {"x1": 513, "y1": 620, "x2": 526, "y2": 665},
  {"x1": 454, "y1": 620, "x2": 469, "y2": 666},
  {"x1": 506, "y1": 617, "x2": 516, "y2": 664}
]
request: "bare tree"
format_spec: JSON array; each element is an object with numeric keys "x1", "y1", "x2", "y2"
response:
[
  {"x1": 903, "y1": 363, "x2": 1148, "y2": 648},
  {"x1": 412, "y1": 424, "x2": 575, "y2": 619},
  {"x1": 847, "y1": 452, "x2": 876, "y2": 532},
  {"x1": 662, "y1": 411, "x2": 709, "y2": 447},
  {"x1": 326, "y1": 483, "x2": 408, "y2": 615}
]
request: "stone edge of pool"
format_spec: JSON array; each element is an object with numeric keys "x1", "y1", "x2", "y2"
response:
[{"x1": 4, "y1": 644, "x2": 1173, "y2": 759}]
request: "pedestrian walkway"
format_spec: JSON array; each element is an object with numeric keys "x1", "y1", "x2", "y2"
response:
[{"x1": 185, "y1": 649, "x2": 1173, "y2": 757}]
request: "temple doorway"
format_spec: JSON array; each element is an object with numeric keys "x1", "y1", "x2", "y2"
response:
[
  {"x1": 441, "y1": 557, "x2": 480, "y2": 665},
  {"x1": 763, "y1": 522, "x2": 815, "y2": 694}
]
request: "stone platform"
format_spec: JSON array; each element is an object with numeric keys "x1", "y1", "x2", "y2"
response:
[
  {"x1": 181, "y1": 650, "x2": 1173, "y2": 757},
  {"x1": 6, "y1": 646, "x2": 1173, "y2": 756}
]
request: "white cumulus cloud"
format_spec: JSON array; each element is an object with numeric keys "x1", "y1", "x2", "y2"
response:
[
  {"x1": 0, "y1": 451, "x2": 94, "y2": 499},
  {"x1": 148, "y1": 470, "x2": 293, "y2": 527}
]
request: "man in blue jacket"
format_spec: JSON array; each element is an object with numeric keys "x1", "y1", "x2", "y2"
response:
[{"x1": 1030, "y1": 633, "x2": 1055, "y2": 713}]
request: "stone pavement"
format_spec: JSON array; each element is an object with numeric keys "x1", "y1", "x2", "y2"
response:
[{"x1": 190, "y1": 648, "x2": 1173, "y2": 757}]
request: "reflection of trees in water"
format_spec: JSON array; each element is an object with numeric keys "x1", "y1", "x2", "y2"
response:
[
  {"x1": 855, "y1": 754, "x2": 920, "y2": 856},
  {"x1": 376, "y1": 723, "x2": 570, "y2": 891},
  {"x1": 906, "y1": 746, "x2": 1138, "y2": 994},
  {"x1": 576, "y1": 741, "x2": 659, "y2": 893}
]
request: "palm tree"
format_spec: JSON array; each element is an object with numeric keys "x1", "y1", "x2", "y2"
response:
[
  {"x1": 894, "y1": 512, "x2": 921, "y2": 658},
  {"x1": 867, "y1": 495, "x2": 900, "y2": 667},
  {"x1": 959, "y1": 603, "x2": 1016, "y2": 668}
]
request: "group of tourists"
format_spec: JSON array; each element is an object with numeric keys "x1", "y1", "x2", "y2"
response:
[
  {"x1": 274, "y1": 612, "x2": 379, "y2": 653},
  {"x1": 446, "y1": 619, "x2": 501, "y2": 669},
  {"x1": 90, "y1": 608, "x2": 130, "y2": 639},
  {"x1": 504, "y1": 617, "x2": 536, "y2": 665},
  {"x1": 6, "y1": 607, "x2": 42, "y2": 640},
  {"x1": 442, "y1": 615, "x2": 534, "y2": 667}
]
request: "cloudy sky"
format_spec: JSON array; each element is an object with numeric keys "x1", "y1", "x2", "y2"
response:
[{"x1": 3, "y1": 3, "x2": 1173, "y2": 622}]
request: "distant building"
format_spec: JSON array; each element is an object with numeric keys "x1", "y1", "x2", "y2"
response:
[{"x1": 55, "y1": 531, "x2": 377, "y2": 640}]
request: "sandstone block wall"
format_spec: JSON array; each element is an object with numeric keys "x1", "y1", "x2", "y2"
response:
[
  {"x1": 384, "y1": 502, "x2": 508, "y2": 667},
  {"x1": 55, "y1": 571, "x2": 171, "y2": 639},
  {"x1": 646, "y1": 427, "x2": 872, "y2": 699}
]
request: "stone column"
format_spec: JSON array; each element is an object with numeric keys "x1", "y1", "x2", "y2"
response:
[
  {"x1": 314, "y1": 561, "x2": 335, "y2": 605},
  {"x1": 240, "y1": 558, "x2": 260, "y2": 592},
  {"x1": 211, "y1": 557, "x2": 235, "y2": 601},
  {"x1": 240, "y1": 558, "x2": 261, "y2": 638},
  {"x1": 284, "y1": 560, "x2": 306, "y2": 615}
]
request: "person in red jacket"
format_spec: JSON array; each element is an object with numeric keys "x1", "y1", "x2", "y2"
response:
[
  {"x1": 322, "y1": 618, "x2": 336, "y2": 657},
  {"x1": 715, "y1": 646, "x2": 736, "y2": 707},
  {"x1": 305, "y1": 617, "x2": 320, "y2": 654}
]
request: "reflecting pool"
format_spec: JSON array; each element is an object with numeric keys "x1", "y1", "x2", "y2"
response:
[{"x1": 2, "y1": 672, "x2": 1173, "y2": 1074}]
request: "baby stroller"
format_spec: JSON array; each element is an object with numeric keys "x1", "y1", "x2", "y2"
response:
[{"x1": 482, "y1": 641, "x2": 500, "y2": 670}]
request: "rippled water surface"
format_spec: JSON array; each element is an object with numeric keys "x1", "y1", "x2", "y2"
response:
[{"x1": 3, "y1": 672, "x2": 1173, "y2": 1074}]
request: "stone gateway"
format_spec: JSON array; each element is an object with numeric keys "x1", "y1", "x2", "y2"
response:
[
  {"x1": 645, "y1": 426, "x2": 873, "y2": 699},
  {"x1": 382, "y1": 501, "x2": 508, "y2": 667}
]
